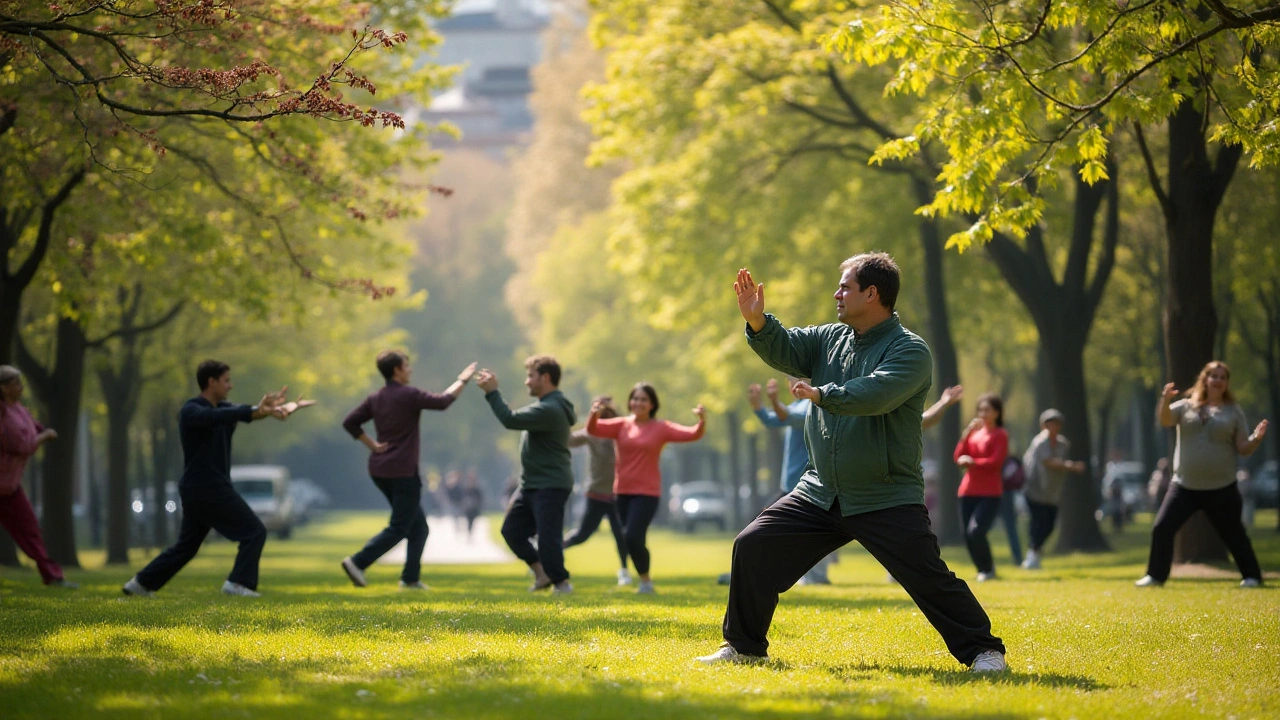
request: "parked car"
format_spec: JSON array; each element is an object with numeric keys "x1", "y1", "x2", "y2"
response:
[
  {"x1": 230, "y1": 464, "x2": 296, "y2": 539},
  {"x1": 129, "y1": 482, "x2": 180, "y2": 541},
  {"x1": 1101, "y1": 461, "x2": 1150, "y2": 518},
  {"x1": 288, "y1": 478, "x2": 330, "y2": 525},
  {"x1": 668, "y1": 480, "x2": 729, "y2": 533},
  {"x1": 1254, "y1": 461, "x2": 1278, "y2": 509}
]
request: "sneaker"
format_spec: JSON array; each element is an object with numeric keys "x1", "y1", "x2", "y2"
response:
[
  {"x1": 696, "y1": 642, "x2": 767, "y2": 665},
  {"x1": 221, "y1": 581, "x2": 261, "y2": 598},
  {"x1": 1240, "y1": 578, "x2": 1262, "y2": 588},
  {"x1": 552, "y1": 581, "x2": 573, "y2": 595},
  {"x1": 530, "y1": 577, "x2": 554, "y2": 592},
  {"x1": 1021, "y1": 550, "x2": 1041, "y2": 570},
  {"x1": 399, "y1": 580, "x2": 428, "y2": 590},
  {"x1": 970, "y1": 650, "x2": 1007, "y2": 673},
  {"x1": 122, "y1": 576, "x2": 155, "y2": 597},
  {"x1": 47, "y1": 579, "x2": 79, "y2": 589},
  {"x1": 976, "y1": 571, "x2": 997, "y2": 582},
  {"x1": 617, "y1": 568, "x2": 632, "y2": 586},
  {"x1": 1134, "y1": 575, "x2": 1164, "y2": 588},
  {"x1": 341, "y1": 557, "x2": 367, "y2": 588},
  {"x1": 637, "y1": 580, "x2": 655, "y2": 594}
]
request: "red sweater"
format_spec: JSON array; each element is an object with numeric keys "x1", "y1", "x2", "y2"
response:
[
  {"x1": 586, "y1": 415, "x2": 704, "y2": 496},
  {"x1": 954, "y1": 425, "x2": 1008, "y2": 497}
]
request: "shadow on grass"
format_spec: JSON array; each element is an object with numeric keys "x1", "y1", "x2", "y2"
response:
[
  {"x1": 826, "y1": 661, "x2": 1107, "y2": 691},
  {"x1": 0, "y1": 639, "x2": 1031, "y2": 720}
]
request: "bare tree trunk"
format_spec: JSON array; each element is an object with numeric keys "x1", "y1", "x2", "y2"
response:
[
  {"x1": 150, "y1": 404, "x2": 175, "y2": 547},
  {"x1": 726, "y1": 411, "x2": 742, "y2": 531},
  {"x1": 746, "y1": 432, "x2": 760, "y2": 518}
]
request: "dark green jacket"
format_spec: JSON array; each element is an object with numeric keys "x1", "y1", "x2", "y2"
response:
[
  {"x1": 484, "y1": 388, "x2": 576, "y2": 491},
  {"x1": 746, "y1": 312, "x2": 932, "y2": 516}
]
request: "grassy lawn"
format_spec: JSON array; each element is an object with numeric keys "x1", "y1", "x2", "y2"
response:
[{"x1": 2, "y1": 510, "x2": 1277, "y2": 719}]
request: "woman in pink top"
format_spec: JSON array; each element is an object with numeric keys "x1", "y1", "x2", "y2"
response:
[
  {"x1": 953, "y1": 393, "x2": 1009, "y2": 582},
  {"x1": 587, "y1": 382, "x2": 705, "y2": 593},
  {"x1": 0, "y1": 365, "x2": 74, "y2": 588}
]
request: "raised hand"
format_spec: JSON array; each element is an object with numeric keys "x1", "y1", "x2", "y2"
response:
[
  {"x1": 590, "y1": 399, "x2": 606, "y2": 416},
  {"x1": 259, "y1": 386, "x2": 288, "y2": 410},
  {"x1": 765, "y1": 378, "x2": 779, "y2": 401},
  {"x1": 940, "y1": 385, "x2": 964, "y2": 406},
  {"x1": 475, "y1": 369, "x2": 498, "y2": 393},
  {"x1": 734, "y1": 268, "x2": 766, "y2": 331},
  {"x1": 1253, "y1": 419, "x2": 1269, "y2": 441},
  {"x1": 746, "y1": 383, "x2": 762, "y2": 408},
  {"x1": 1161, "y1": 382, "x2": 1179, "y2": 402},
  {"x1": 37, "y1": 428, "x2": 58, "y2": 444},
  {"x1": 458, "y1": 361, "x2": 478, "y2": 384},
  {"x1": 274, "y1": 396, "x2": 317, "y2": 420},
  {"x1": 965, "y1": 417, "x2": 983, "y2": 435},
  {"x1": 692, "y1": 404, "x2": 706, "y2": 420}
]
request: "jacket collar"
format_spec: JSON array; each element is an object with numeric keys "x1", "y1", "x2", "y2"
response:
[{"x1": 852, "y1": 312, "x2": 901, "y2": 345}]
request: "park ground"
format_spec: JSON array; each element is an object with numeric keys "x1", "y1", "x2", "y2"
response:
[{"x1": 1, "y1": 510, "x2": 1278, "y2": 719}]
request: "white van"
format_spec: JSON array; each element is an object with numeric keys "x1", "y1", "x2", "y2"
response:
[{"x1": 230, "y1": 465, "x2": 296, "y2": 539}]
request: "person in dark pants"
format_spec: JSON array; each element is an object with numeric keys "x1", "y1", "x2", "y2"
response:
[
  {"x1": 954, "y1": 394, "x2": 1010, "y2": 582},
  {"x1": 698, "y1": 258, "x2": 1005, "y2": 672},
  {"x1": 123, "y1": 360, "x2": 311, "y2": 598},
  {"x1": 460, "y1": 469, "x2": 483, "y2": 540},
  {"x1": 1020, "y1": 408, "x2": 1087, "y2": 570},
  {"x1": 477, "y1": 356, "x2": 577, "y2": 594},
  {"x1": 1137, "y1": 361, "x2": 1268, "y2": 588},
  {"x1": 564, "y1": 396, "x2": 631, "y2": 585},
  {"x1": 340, "y1": 351, "x2": 476, "y2": 590}
]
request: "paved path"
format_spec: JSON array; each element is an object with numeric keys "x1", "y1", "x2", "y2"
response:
[{"x1": 378, "y1": 515, "x2": 513, "y2": 565}]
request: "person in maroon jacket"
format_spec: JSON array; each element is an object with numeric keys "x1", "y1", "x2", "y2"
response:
[
  {"x1": 0, "y1": 365, "x2": 76, "y2": 588},
  {"x1": 340, "y1": 351, "x2": 476, "y2": 589}
]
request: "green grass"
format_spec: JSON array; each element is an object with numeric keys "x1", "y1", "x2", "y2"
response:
[{"x1": 2, "y1": 511, "x2": 1278, "y2": 719}]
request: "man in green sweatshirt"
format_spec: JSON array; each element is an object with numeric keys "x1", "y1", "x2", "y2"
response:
[
  {"x1": 477, "y1": 355, "x2": 577, "y2": 594},
  {"x1": 697, "y1": 253, "x2": 1006, "y2": 672}
]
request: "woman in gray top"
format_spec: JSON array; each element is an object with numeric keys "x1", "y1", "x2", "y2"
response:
[
  {"x1": 563, "y1": 396, "x2": 631, "y2": 585},
  {"x1": 1137, "y1": 361, "x2": 1269, "y2": 588}
]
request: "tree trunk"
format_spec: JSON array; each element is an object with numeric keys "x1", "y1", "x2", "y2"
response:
[
  {"x1": 1160, "y1": 101, "x2": 1242, "y2": 562},
  {"x1": 726, "y1": 411, "x2": 742, "y2": 531},
  {"x1": 746, "y1": 431, "x2": 761, "y2": 518},
  {"x1": 915, "y1": 179, "x2": 963, "y2": 544},
  {"x1": 97, "y1": 339, "x2": 143, "y2": 564},
  {"x1": 151, "y1": 405, "x2": 174, "y2": 547},
  {"x1": 765, "y1": 427, "x2": 783, "y2": 496},
  {"x1": 986, "y1": 169, "x2": 1119, "y2": 553},
  {"x1": 17, "y1": 316, "x2": 88, "y2": 567}
]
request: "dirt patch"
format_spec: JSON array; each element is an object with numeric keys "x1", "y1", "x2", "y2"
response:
[{"x1": 1169, "y1": 563, "x2": 1279, "y2": 580}]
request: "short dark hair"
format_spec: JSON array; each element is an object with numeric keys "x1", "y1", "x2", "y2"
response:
[
  {"x1": 377, "y1": 350, "x2": 408, "y2": 381},
  {"x1": 629, "y1": 382, "x2": 660, "y2": 417},
  {"x1": 977, "y1": 392, "x2": 1004, "y2": 427},
  {"x1": 840, "y1": 252, "x2": 901, "y2": 310},
  {"x1": 524, "y1": 355, "x2": 561, "y2": 386},
  {"x1": 196, "y1": 360, "x2": 231, "y2": 390}
]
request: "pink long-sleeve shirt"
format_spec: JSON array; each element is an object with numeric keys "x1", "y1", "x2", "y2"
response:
[
  {"x1": 0, "y1": 402, "x2": 44, "y2": 497},
  {"x1": 586, "y1": 415, "x2": 704, "y2": 497},
  {"x1": 954, "y1": 425, "x2": 1009, "y2": 497}
]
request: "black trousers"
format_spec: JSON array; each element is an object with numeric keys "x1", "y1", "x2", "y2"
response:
[
  {"x1": 136, "y1": 483, "x2": 267, "y2": 591},
  {"x1": 723, "y1": 493, "x2": 1004, "y2": 663},
  {"x1": 960, "y1": 495, "x2": 1002, "y2": 574},
  {"x1": 616, "y1": 494, "x2": 661, "y2": 575},
  {"x1": 1026, "y1": 500, "x2": 1059, "y2": 552},
  {"x1": 563, "y1": 496, "x2": 628, "y2": 567},
  {"x1": 352, "y1": 475, "x2": 428, "y2": 583},
  {"x1": 1145, "y1": 482, "x2": 1262, "y2": 582},
  {"x1": 501, "y1": 487, "x2": 571, "y2": 584}
]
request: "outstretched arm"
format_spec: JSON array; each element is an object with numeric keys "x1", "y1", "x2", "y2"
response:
[
  {"x1": 1238, "y1": 419, "x2": 1268, "y2": 456},
  {"x1": 921, "y1": 385, "x2": 963, "y2": 430},
  {"x1": 1157, "y1": 383, "x2": 1179, "y2": 428}
]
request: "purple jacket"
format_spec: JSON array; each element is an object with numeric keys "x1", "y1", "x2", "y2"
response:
[
  {"x1": 342, "y1": 381, "x2": 456, "y2": 478},
  {"x1": 0, "y1": 402, "x2": 43, "y2": 497}
]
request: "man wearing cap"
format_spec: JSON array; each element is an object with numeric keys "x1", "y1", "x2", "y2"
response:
[
  {"x1": 1020, "y1": 409, "x2": 1087, "y2": 569},
  {"x1": 0, "y1": 365, "x2": 76, "y2": 588}
]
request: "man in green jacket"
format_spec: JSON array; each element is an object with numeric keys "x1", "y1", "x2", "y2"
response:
[
  {"x1": 697, "y1": 253, "x2": 1006, "y2": 672},
  {"x1": 477, "y1": 355, "x2": 577, "y2": 594}
]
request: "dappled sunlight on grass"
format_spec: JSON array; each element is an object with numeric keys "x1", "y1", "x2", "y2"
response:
[{"x1": 2, "y1": 511, "x2": 1277, "y2": 718}]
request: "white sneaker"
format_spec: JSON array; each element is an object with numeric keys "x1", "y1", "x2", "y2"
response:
[
  {"x1": 399, "y1": 580, "x2": 428, "y2": 590},
  {"x1": 696, "y1": 642, "x2": 766, "y2": 665},
  {"x1": 1240, "y1": 578, "x2": 1262, "y2": 588},
  {"x1": 122, "y1": 576, "x2": 155, "y2": 597},
  {"x1": 552, "y1": 581, "x2": 573, "y2": 595},
  {"x1": 341, "y1": 557, "x2": 367, "y2": 588},
  {"x1": 1021, "y1": 550, "x2": 1041, "y2": 570},
  {"x1": 1134, "y1": 575, "x2": 1164, "y2": 587},
  {"x1": 976, "y1": 571, "x2": 997, "y2": 582},
  {"x1": 221, "y1": 581, "x2": 261, "y2": 597},
  {"x1": 617, "y1": 568, "x2": 632, "y2": 586},
  {"x1": 637, "y1": 580, "x2": 655, "y2": 594},
  {"x1": 970, "y1": 650, "x2": 1007, "y2": 673}
]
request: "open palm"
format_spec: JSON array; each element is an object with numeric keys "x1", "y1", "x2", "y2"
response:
[{"x1": 734, "y1": 268, "x2": 765, "y2": 327}]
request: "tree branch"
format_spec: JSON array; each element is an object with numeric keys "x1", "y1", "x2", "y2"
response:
[{"x1": 12, "y1": 167, "x2": 87, "y2": 291}]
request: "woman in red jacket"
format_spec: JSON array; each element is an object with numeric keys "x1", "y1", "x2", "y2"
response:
[
  {"x1": 954, "y1": 393, "x2": 1009, "y2": 581},
  {"x1": 587, "y1": 382, "x2": 704, "y2": 594}
]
